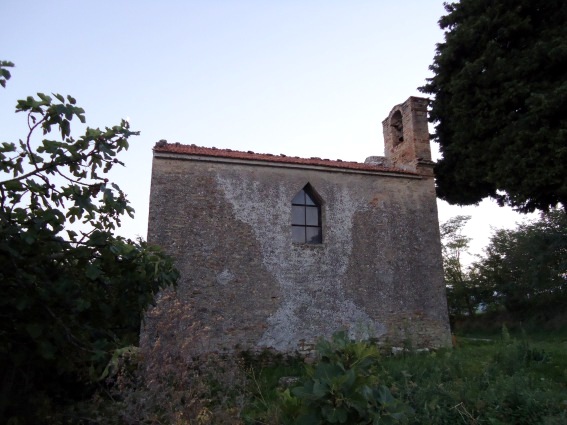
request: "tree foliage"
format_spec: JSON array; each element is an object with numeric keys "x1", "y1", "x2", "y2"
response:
[
  {"x1": 474, "y1": 209, "x2": 567, "y2": 316},
  {"x1": 421, "y1": 0, "x2": 567, "y2": 212},
  {"x1": 440, "y1": 215, "x2": 476, "y2": 317},
  {"x1": 0, "y1": 61, "x2": 14, "y2": 88},
  {"x1": 0, "y1": 67, "x2": 178, "y2": 422}
]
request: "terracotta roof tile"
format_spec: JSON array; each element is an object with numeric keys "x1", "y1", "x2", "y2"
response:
[{"x1": 153, "y1": 141, "x2": 416, "y2": 175}]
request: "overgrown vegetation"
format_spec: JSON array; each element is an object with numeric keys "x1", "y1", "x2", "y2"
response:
[
  {"x1": 69, "y1": 329, "x2": 566, "y2": 424},
  {"x1": 378, "y1": 330, "x2": 567, "y2": 424},
  {"x1": 441, "y1": 210, "x2": 567, "y2": 327},
  {"x1": 440, "y1": 215, "x2": 479, "y2": 318},
  {"x1": 474, "y1": 210, "x2": 567, "y2": 318},
  {"x1": 0, "y1": 62, "x2": 178, "y2": 423},
  {"x1": 277, "y1": 331, "x2": 412, "y2": 424}
]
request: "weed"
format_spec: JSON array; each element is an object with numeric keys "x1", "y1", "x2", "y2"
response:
[
  {"x1": 278, "y1": 331, "x2": 413, "y2": 424},
  {"x1": 52, "y1": 330, "x2": 567, "y2": 425}
]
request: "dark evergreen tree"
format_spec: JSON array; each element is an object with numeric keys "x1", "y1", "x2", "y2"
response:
[{"x1": 421, "y1": 0, "x2": 567, "y2": 212}]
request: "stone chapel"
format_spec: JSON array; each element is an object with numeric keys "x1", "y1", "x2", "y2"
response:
[{"x1": 144, "y1": 96, "x2": 451, "y2": 356}]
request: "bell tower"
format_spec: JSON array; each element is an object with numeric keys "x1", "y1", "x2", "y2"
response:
[{"x1": 382, "y1": 96, "x2": 434, "y2": 176}]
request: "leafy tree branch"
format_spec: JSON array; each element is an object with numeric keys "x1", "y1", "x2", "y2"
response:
[
  {"x1": 0, "y1": 61, "x2": 14, "y2": 88},
  {"x1": 0, "y1": 62, "x2": 178, "y2": 423}
]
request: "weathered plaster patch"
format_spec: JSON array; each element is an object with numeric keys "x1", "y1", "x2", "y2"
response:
[
  {"x1": 216, "y1": 269, "x2": 234, "y2": 285},
  {"x1": 216, "y1": 175, "x2": 385, "y2": 351}
]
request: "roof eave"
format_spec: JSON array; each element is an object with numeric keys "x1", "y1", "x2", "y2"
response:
[{"x1": 153, "y1": 151, "x2": 422, "y2": 179}]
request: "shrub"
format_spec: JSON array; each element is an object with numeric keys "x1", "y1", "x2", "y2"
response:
[{"x1": 279, "y1": 331, "x2": 412, "y2": 424}]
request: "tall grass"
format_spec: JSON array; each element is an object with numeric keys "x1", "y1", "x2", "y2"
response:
[
  {"x1": 53, "y1": 328, "x2": 567, "y2": 424},
  {"x1": 378, "y1": 336, "x2": 567, "y2": 424},
  {"x1": 246, "y1": 330, "x2": 567, "y2": 424}
]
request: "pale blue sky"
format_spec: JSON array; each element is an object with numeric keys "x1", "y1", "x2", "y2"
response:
[{"x1": 0, "y1": 0, "x2": 534, "y2": 260}]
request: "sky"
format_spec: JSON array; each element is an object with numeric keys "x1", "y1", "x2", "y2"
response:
[{"x1": 0, "y1": 0, "x2": 536, "y2": 262}]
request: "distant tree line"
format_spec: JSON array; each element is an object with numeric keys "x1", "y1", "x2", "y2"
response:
[{"x1": 441, "y1": 210, "x2": 567, "y2": 324}]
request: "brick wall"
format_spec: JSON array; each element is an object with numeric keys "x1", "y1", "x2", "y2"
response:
[{"x1": 143, "y1": 157, "x2": 451, "y2": 358}]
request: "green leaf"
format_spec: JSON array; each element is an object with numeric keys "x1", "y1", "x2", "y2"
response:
[
  {"x1": 2, "y1": 180, "x2": 24, "y2": 191},
  {"x1": 85, "y1": 264, "x2": 103, "y2": 280},
  {"x1": 376, "y1": 386, "x2": 395, "y2": 405},
  {"x1": 16, "y1": 296, "x2": 33, "y2": 311},
  {"x1": 322, "y1": 405, "x2": 348, "y2": 423},
  {"x1": 312, "y1": 380, "x2": 328, "y2": 398},
  {"x1": 314, "y1": 363, "x2": 343, "y2": 381},
  {"x1": 75, "y1": 298, "x2": 91, "y2": 312},
  {"x1": 61, "y1": 118, "x2": 70, "y2": 139},
  {"x1": 421, "y1": 0, "x2": 567, "y2": 212},
  {"x1": 39, "y1": 340, "x2": 56, "y2": 359},
  {"x1": 0, "y1": 61, "x2": 14, "y2": 88},
  {"x1": 23, "y1": 232, "x2": 36, "y2": 244},
  {"x1": 0, "y1": 80, "x2": 178, "y2": 420},
  {"x1": 296, "y1": 412, "x2": 320, "y2": 425},
  {"x1": 37, "y1": 92, "x2": 51, "y2": 103},
  {"x1": 26, "y1": 323, "x2": 43, "y2": 339}
]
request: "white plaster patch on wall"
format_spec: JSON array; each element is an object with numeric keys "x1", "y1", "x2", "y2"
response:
[
  {"x1": 262, "y1": 296, "x2": 387, "y2": 350},
  {"x1": 216, "y1": 175, "x2": 288, "y2": 273},
  {"x1": 216, "y1": 175, "x2": 385, "y2": 351},
  {"x1": 323, "y1": 186, "x2": 362, "y2": 275},
  {"x1": 216, "y1": 269, "x2": 234, "y2": 285}
]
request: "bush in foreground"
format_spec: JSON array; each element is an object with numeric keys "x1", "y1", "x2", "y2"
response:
[
  {"x1": 278, "y1": 331, "x2": 412, "y2": 424},
  {"x1": 0, "y1": 63, "x2": 178, "y2": 423}
]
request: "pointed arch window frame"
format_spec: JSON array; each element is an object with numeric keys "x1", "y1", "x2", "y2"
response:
[{"x1": 291, "y1": 184, "x2": 323, "y2": 244}]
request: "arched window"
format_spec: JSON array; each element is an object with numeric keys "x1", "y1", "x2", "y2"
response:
[
  {"x1": 390, "y1": 110, "x2": 404, "y2": 146},
  {"x1": 291, "y1": 184, "x2": 322, "y2": 244}
]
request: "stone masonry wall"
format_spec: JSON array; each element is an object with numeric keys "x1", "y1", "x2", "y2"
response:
[{"x1": 144, "y1": 157, "x2": 451, "y2": 358}]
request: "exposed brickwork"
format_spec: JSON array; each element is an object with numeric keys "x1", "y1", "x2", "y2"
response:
[
  {"x1": 383, "y1": 96, "x2": 435, "y2": 176},
  {"x1": 143, "y1": 97, "x2": 451, "y2": 359}
]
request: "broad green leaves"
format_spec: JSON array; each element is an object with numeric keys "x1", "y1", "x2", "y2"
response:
[
  {"x1": 0, "y1": 64, "x2": 178, "y2": 423},
  {"x1": 0, "y1": 61, "x2": 14, "y2": 88},
  {"x1": 280, "y1": 331, "x2": 413, "y2": 424},
  {"x1": 2, "y1": 93, "x2": 135, "y2": 232}
]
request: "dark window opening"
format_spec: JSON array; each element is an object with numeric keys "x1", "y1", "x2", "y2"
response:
[
  {"x1": 391, "y1": 110, "x2": 404, "y2": 146},
  {"x1": 291, "y1": 185, "x2": 322, "y2": 244}
]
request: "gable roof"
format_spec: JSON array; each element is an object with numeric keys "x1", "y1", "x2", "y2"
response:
[{"x1": 153, "y1": 141, "x2": 418, "y2": 176}]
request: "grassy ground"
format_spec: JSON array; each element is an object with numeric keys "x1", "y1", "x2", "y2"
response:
[
  {"x1": 244, "y1": 329, "x2": 567, "y2": 424},
  {"x1": 56, "y1": 327, "x2": 567, "y2": 424},
  {"x1": 379, "y1": 336, "x2": 567, "y2": 424}
]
